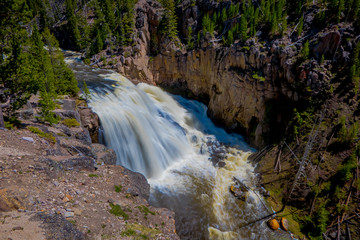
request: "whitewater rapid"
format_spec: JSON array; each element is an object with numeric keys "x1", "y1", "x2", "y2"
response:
[{"x1": 67, "y1": 54, "x2": 291, "y2": 240}]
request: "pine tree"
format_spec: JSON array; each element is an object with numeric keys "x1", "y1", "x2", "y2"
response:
[
  {"x1": 281, "y1": 16, "x2": 287, "y2": 36},
  {"x1": 265, "y1": 0, "x2": 271, "y2": 22},
  {"x1": 82, "y1": 81, "x2": 91, "y2": 102},
  {"x1": 115, "y1": 0, "x2": 136, "y2": 46},
  {"x1": 337, "y1": 0, "x2": 345, "y2": 22},
  {"x1": 350, "y1": 41, "x2": 360, "y2": 92},
  {"x1": 160, "y1": 0, "x2": 178, "y2": 41},
  {"x1": 31, "y1": 25, "x2": 57, "y2": 124},
  {"x1": 0, "y1": 0, "x2": 35, "y2": 113},
  {"x1": 227, "y1": 28, "x2": 234, "y2": 46},
  {"x1": 91, "y1": 29, "x2": 104, "y2": 55},
  {"x1": 240, "y1": 15, "x2": 248, "y2": 41},
  {"x1": 252, "y1": 8, "x2": 259, "y2": 36},
  {"x1": 277, "y1": 0, "x2": 285, "y2": 20},
  {"x1": 202, "y1": 14, "x2": 215, "y2": 37},
  {"x1": 221, "y1": 8, "x2": 228, "y2": 22},
  {"x1": 298, "y1": 14, "x2": 304, "y2": 36},
  {"x1": 354, "y1": 0, "x2": 360, "y2": 18},
  {"x1": 187, "y1": 26, "x2": 194, "y2": 50},
  {"x1": 271, "y1": 12, "x2": 278, "y2": 34},
  {"x1": 99, "y1": 0, "x2": 115, "y2": 29},
  {"x1": 65, "y1": 0, "x2": 82, "y2": 50},
  {"x1": 301, "y1": 40, "x2": 310, "y2": 59},
  {"x1": 42, "y1": 28, "x2": 79, "y2": 96}
]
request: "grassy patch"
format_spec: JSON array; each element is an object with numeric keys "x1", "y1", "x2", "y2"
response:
[
  {"x1": 252, "y1": 73, "x2": 265, "y2": 82},
  {"x1": 114, "y1": 185, "x2": 122, "y2": 193},
  {"x1": 109, "y1": 203, "x2": 129, "y2": 220},
  {"x1": 123, "y1": 223, "x2": 160, "y2": 239},
  {"x1": 121, "y1": 229, "x2": 136, "y2": 237},
  {"x1": 27, "y1": 126, "x2": 56, "y2": 143},
  {"x1": 4, "y1": 121, "x2": 14, "y2": 130},
  {"x1": 136, "y1": 205, "x2": 156, "y2": 216},
  {"x1": 62, "y1": 118, "x2": 80, "y2": 128},
  {"x1": 88, "y1": 174, "x2": 99, "y2": 178}
]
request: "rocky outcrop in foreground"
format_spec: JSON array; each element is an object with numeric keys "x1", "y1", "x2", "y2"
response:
[{"x1": 0, "y1": 96, "x2": 179, "y2": 240}]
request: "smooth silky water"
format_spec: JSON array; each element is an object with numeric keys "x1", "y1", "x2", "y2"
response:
[{"x1": 66, "y1": 53, "x2": 291, "y2": 240}]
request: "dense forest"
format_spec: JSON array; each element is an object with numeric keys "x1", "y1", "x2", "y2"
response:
[{"x1": 1, "y1": 0, "x2": 360, "y2": 239}]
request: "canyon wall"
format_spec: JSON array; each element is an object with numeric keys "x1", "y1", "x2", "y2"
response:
[{"x1": 110, "y1": 0, "x2": 334, "y2": 147}]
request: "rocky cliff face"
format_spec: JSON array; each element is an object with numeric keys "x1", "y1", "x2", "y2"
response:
[{"x1": 108, "y1": 0, "x2": 341, "y2": 147}]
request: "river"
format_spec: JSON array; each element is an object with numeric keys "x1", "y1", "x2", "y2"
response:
[{"x1": 66, "y1": 53, "x2": 290, "y2": 240}]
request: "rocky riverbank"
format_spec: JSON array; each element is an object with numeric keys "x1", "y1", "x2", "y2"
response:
[{"x1": 0, "y1": 96, "x2": 179, "y2": 240}]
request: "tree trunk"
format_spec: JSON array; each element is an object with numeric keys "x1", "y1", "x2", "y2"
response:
[
  {"x1": 0, "y1": 105, "x2": 4, "y2": 128},
  {"x1": 0, "y1": 97, "x2": 10, "y2": 129}
]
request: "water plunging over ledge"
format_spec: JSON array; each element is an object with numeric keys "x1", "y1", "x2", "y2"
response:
[{"x1": 66, "y1": 53, "x2": 291, "y2": 240}]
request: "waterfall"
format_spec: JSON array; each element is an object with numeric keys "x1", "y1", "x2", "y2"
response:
[
  {"x1": 67, "y1": 54, "x2": 292, "y2": 240},
  {"x1": 89, "y1": 74, "x2": 192, "y2": 178}
]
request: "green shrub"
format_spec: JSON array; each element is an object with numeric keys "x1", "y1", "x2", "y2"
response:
[
  {"x1": 252, "y1": 73, "x2": 265, "y2": 82},
  {"x1": 88, "y1": 174, "x2": 99, "y2": 178},
  {"x1": 337, "y1": 116, "x2": 358, "y2": 144},
  {"x1": 114, "y1": 185, "x2": 122, "y2": 193},
  {"x1": 109, "y1": 203, "x2": 129, "y2": 220},
  {"x1": 83, "y1": 58, "x2": 91, "y2": 65},
  {"x1": 27, "y1": 126, "x2": 56, "y2": 143},
  {"x1": 121, "y1": 229, "x2": 136, "y2": 237},
  {"x1": 136, "y1": 205, "x2": 155, "y2": 216},
  {"x1": 62, "y1": 118, "x2": 80, "y2": 128},
  {"x1": 4, "y1": 122, "x2": 14, "y2": 130}
]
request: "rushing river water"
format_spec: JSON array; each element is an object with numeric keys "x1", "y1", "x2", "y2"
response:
[{"x1": 66, "y1": 53, "x2": 291, "y2": 240}]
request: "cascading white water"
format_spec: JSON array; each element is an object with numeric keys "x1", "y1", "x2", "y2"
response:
[
  {"x1": 67, "y1": 54, "x2": 291, "y2": 240},
  {"x1": 89, "y1": 74, "x2": 192, "y2": 178}
]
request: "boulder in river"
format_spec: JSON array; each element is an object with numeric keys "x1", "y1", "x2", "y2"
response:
[
  {"x1": 267, "y1": 219, "x2": 280, "y2": 230},
  {"x1": 229, "y1": 177, "x2": 249, "y2": 201},
  {"x1": 280, "y1": 217, "x2": 289, "y2": 231}
]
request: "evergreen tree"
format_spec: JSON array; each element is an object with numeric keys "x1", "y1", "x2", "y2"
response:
[
  {"x1": 42, "y1": 28, "x2": 79, "y2": 96},
  {"x1": 115, "y1": 0, "x2": 136, "y2": 46},
  {"x1": 0, "y1": 0, "x2": 37, "y2": 113},
  {"x1": 298, "y1": 14, "x2": 304, "y2": 36},
  {"x1": 252, "y1": 8, "x2": 259, "y2": 36},
  {"x1": 281, "y1": 16, "x2": 287, "y2": 36},
  {"x1": 82, "y1": 81, "x2": 91, "y2": 102},
  {"x1": 202, "y1": 14, "x2": 215, "y2": 37},
  {"x1": 271, "y1": 12, "x2": 278, "y2": 34},
  {"x1": 99, "y1": 0, "x2": 115, "y2": 29},
  {"x1": 354, "y1": 0, "x2": 360, "y2": 18},
  {"x1": 301, "y1": 40, "x2": 310, "y2": 59},
  {"x1": 350, "y1": 41, "x2": 360, "y2": 92},
  {"x1": 221, "y1": 8, "x2": 228, "y2": 23},
  {"x1": 65, "y1": 0, "x2": 82, "y2": 50},
  {"x1": 240, "y1": 15, "x2": 248, "y2": 41},
  {"x1": 187, "y1": 26, "x2": 194, "y2": 50},
  {"x1": 94, "y1": 29, "x2": 104, "y2": 54},
  {"x1": 227, "y1": 28, "x2": 234, "y2": 46},
  {"x1": 31, "y1": 25, "x2": 58, "y2": 124},
  {"x1": 337, "y1": 0, "x2": 345, "y2": 22},
  {"x1": 160, "y1": 0, "x2": 178, "y2": 41}
]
